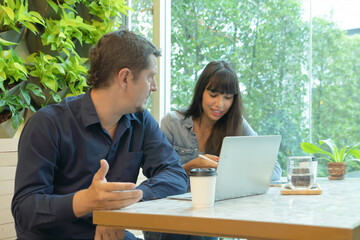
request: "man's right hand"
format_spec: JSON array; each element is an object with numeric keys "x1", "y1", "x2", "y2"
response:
[{"x1": 73, "y1": 159, "x2": 143, "y2": 217}]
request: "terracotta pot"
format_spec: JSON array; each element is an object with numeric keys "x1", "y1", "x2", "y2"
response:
[{"x1": 327, "y1": 162, "x2": 347, "y2": 180}]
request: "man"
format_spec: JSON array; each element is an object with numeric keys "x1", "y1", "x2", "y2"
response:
[{"x1": 11, "y1": 30, "x2": 188, "y2": 240}]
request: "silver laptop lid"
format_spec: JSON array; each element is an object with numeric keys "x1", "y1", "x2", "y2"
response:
[{"x1": 215, "y1": 135, "x2": 281, "y2": 201}]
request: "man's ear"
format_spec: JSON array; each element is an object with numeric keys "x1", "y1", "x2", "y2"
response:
[{"x1": 115, "y1": 68, "x2": 131, "y2": 90}]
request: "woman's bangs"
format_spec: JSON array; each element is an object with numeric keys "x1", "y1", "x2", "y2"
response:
[{"x1": 206, "y1": 71, "x2": 238, "y2": 95}]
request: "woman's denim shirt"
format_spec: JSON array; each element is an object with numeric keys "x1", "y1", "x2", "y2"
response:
[{"x1": 160, "y1": 111, "x2": 282, "y2": 181}]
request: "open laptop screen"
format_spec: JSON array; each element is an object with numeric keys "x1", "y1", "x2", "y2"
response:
[{"x1": 215, "y1": 135, "x2": 281, "y2": 201}]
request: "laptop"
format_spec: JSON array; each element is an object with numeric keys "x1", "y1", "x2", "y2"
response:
[{"x1": 168, "y1": 135, "x2": 282, "y2": 201}]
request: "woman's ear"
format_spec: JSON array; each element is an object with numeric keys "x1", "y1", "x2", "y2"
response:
[{"x1": 116, "y1": 68, "x2": 131, "y2": 90}]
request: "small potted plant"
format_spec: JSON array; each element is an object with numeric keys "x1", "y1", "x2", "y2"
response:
[
  {"x1": 0, "y1": 46, "x2": 44, "y2": 136},
  {"x1": 0, "y1": 0, "x2": 44, "y2": 44},
  {"x1": 301, "y1": 139, "x2": 360, "y2": 180}
]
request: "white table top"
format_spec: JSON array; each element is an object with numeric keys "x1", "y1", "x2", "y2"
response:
[{"x1": 94, "y1": 178, "x2": 360, "y2": 240}]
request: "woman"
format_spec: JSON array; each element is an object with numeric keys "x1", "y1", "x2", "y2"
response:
[
  {"x1": 162, "y1": 60, "x2": 281, "y2": 178},
  {"x1": 144, "y1": 61, "x2": 282, "y2": 240}
]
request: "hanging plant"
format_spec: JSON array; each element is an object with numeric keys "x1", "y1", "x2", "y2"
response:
[
  {"x1": 41, "y1": 8, "x2": 96, "y2": 56},
  {"x1": 1, "y1": 0, "x2": 131, "y2": 136},
  {"x1": 0, "y1": 47, "x2": 43, "y2": 129},
  {"x1": 0, "y1": 0, "x2": 44, "y2": 33}
]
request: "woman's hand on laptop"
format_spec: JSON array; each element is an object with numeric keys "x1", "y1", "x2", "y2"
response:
[{"x1": 183, "y1": 154, "x2": 219, "y2": 175}]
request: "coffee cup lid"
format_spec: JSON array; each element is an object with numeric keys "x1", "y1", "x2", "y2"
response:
[{"x1": 190, "y1": 168, "x2": 217, "y2": 176}]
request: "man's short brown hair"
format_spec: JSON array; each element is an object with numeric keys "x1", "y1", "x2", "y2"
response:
[{"x1": 87, "y1": 29, "x2": 161, "y2": 89}]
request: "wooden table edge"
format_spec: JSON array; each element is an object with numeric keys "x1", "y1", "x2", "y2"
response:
[{"x1": 93, "y1": 210, "x2": 356, "y2": 240}]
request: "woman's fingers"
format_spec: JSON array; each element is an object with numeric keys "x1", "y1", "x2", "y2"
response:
[{"x1": 204, "y1": 154, "x2": 219, "y2": 162}]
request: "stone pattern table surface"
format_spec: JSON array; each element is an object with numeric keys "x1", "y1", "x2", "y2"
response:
[{"x1": 94, "y1": 178, "x2": 360, "y2": 240}]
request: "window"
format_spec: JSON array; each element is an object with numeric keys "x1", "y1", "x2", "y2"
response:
[
  {"x1": 128, "y1": 0, "x2": 154, "y2": 112},
  {"x1": 170, "y1": 0, "x2": 311, "y2": 174},
  {"x1": 129, "y1": 0, "x2": 170, "y2": 122},
  {"x1": 130, "y1": 0, "x2": 360, "y2": 176},
  {"x1": 309, "y1": 0, "x2": 360, "y2": 176}
]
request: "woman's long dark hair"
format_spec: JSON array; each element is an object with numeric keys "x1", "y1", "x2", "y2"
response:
[{"x1": 182, "y1": 60, "x2": 244, "y2": 155}]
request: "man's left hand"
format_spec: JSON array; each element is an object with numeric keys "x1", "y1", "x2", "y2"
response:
[{"x1": 95, "y1": 226, "x2": 125, "y2": 240}]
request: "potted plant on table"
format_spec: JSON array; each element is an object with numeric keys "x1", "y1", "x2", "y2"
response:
[{"x1": 301, "y1": 139, "x2": 360, "y2": 180}]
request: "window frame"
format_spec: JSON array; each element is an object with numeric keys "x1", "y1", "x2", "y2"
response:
[{"x1": 152, "y1": 0, "x2": 171, "y2": 123}]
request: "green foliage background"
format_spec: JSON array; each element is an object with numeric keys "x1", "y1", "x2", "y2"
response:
[
  {"x1": 132, "y1": 0, "x2": 360, "y2": 176},
  {"x1": 169, "y1": 0, "x2": 360, "y2": 176}
]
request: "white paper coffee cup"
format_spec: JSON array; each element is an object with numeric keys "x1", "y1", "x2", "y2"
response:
[{"x1": 189, "y1": 168, "x2": 217, "y2": 208}]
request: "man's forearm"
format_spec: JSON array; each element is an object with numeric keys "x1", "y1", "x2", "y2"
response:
[
  {"x1": 73, "y1": 189, "x2": 93, "y2": 217},
  {"x1": 139, "y1": 167, "x2": 188, "y2": 200}
]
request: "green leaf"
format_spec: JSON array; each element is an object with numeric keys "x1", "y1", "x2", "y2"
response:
[
  {"x1": 301, "y1": 142, "x2": 335, "y2": 161},
  {"x1": 4, "y1": 6, "x2": 15, "y2": 20},
  {"x1": 333, "y1": 145, "x2": 340, "y2": 162},
  {"x1": 27, "y1": 53, "x2": 37, "y2": 63},
  {"x1": 0, "y1": 74, "x2": 6, "y2": 82},
  {"x1": 301, "y1": 142, "x2": 326, "y2": 154},
  {"x1": 47, "y1": 0, "x2": 59, "y2": 13},
  {"x1": 29, "y1": 11, "x2": 45, "y2": 25},
  {"x1": 44, "y1": 78, "x2": 58, "y2": 92},
  {"x1": 319, "y1": 139, "x2": 337, "y2": 156},
  {"x1": 0, "y1": 38, "x2": 18, "y2": 46},
  {"x1": 20, "y1": 88, "x2": 31, "y2": 105},
  {"x1": 26, "y1": 83, "x2": 45, "y2": 99},
  {"x1": 23, "y1": 22, "x2": 39, "y2": 34},
  {"x1": 62, "y1": 3, "x2": 75, "y2": 12},
  {"x1": 338, "y1": 147, "x2": 349, "y2": 162},
  {"x1": 51, "y1": 93, "x2": 62, "y2": 103},
  {"x1": 11, "y1": 112, "x2": 24, "y2": 129},
  {"x1": 62, "y1": 48, "x2": 70, "y2": 57},
  {"x1": 13, "y1": 63, "x2": 28, "y2": 75},
  {"x1": 29, "y1": 105, "x2": 36, "y2": 112},
  {"x1": 346, "y1": 144, "x2": 360, "y2": 160},
  {"x1": 350, "y1": 149, "x2": 360, "y2": 159}
]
